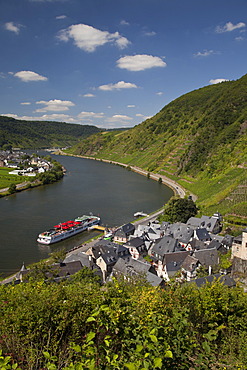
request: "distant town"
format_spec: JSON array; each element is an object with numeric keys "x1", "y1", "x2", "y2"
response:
[{"x1": 0, "y1": 149, "x2": 53, "y2": 177}]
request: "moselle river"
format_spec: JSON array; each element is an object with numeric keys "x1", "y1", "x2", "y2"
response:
[{"x1": 0, "y1": 152, "x2": 173, "y2": 278}]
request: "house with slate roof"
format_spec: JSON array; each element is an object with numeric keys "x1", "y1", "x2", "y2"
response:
[
  {"x1": 87, "y1": 239, "x2": 130, "y2": 282},
  {"x1": 149, "y1": 236, "x2": 186, "y2": 279},
  {"x1": 194, "y1": 228, "x2": 211, "y2": 242},
  {"x1": 193, "y1": 248, "x2": 219, "y2": 275},
  {"x1": 164, "y1": 251, "x2": 190, "y2": 281},
  {"x1": 164, "y1": 222, "x2": 194, "y2": 249},
  {"x1": 112, "y1": 257, "x2": 164, "y2": 287},
  {"x1": 113, "y1": 223, "x2": 135, "y2": 243},
  {"x1": 187, "y1": 215, "x2": 222, "y2": 234},
  {"x1": 124, "y1": 236, "x2": 147, "y2": 259},
  {"x1": 187, "y1": 273, "x2": 236, "y2": 288},
  {"x1": 181, "y1": 255, "x2": 200, "y2": 281}
]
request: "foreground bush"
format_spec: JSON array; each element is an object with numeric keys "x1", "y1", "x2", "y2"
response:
[{"x1": 0, "y1": 271, "x2": 246, "y2": 369}]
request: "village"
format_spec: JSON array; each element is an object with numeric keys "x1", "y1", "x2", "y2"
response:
[
  {"x1": 0, "y1": 149, "x2": 53, "y2": 177},
  {"x1": 6, "y1": 210, "x2": 247, "y2": 290}
]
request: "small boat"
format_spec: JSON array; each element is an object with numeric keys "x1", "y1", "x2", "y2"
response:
[
  {"x1": 134, "y1": 211, "x2": 148, "y2": 217},
  {"x1": 37, "y1": 214, "x2": 100, "y2": 245}
]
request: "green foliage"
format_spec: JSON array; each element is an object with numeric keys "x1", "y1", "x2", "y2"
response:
[
  {"x1": 69, "y1": 74, "x2": 247, "y2": 221},
  {"x1": 8, "y1": 183, "x2": 16, "y2": 194},
  {"x1": 0, "y1": 115, "x2": 101, "y2": 149},
  {"x1": 0, "y1": 274, "x2": 247, "y2": 369},
  {"x1": 159, "y1": 196, "x2": 198, "y2": 223}
]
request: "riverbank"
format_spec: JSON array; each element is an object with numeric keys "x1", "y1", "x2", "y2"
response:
[{"x1": 56, "y1": 150, "x2": 197, "y2": 201}]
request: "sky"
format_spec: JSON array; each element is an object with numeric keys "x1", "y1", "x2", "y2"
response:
[{"x1": 0, "y1": 0, "x2": 246, "y2": 129}]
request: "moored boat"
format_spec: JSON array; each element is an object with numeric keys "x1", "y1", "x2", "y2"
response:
[{"x1": 37, "y1": 214, "x2": 100, "y2": 245}]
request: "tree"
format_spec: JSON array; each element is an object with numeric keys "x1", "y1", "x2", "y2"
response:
[
  {"x1": 159, "y1": 196, "x2": 198, "y2": 223},
  {"x1": 8, "y1": 183, "x2": 17, "y2": 194}
]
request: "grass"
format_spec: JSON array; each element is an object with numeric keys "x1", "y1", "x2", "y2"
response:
[{"x1": 0, "y1": 167, "x2": 30, "y2": 189}]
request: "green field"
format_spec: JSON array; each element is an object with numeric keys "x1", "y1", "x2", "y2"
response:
[{"x1": 0, "y1": 167, "x2": 30, "y2": 189}]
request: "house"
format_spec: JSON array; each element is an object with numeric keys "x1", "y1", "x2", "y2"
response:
[
  {"x1": 181, "y1": 255, "x2": 200, "y2": 281},
  {"x1": 112, "y1": 257, "x2": 164, "y2": 287},
  {"x1": 124, "y1": 237, "x2": 147, "y2": 259},
  {"x1": 87, "y1": 240, "x2": 130, "y2": 282},
  {"x1": 231, "y1": 229, "x2": 247, "y2": 274},
  {"x1": 187, "y1": 215, "x2": 222, "y2": 234},
  {"x1": 164, "y1": 223, "x2": 194, "y2": 249},
  {"x1": 187, "y1": 273, "x2": 236, "y2": 288},
  {"x1": 63, "y1": 251, "x2": 102, "y2": 280},
  {"x1": 193, "y1": 248, "x2": 219, "y2": 275},
  {"x1": 149, "y1": 236, "x2": 181, "y2": 260},
  {"x1": 149, "y1": 235, "x2": 187, "y2": 279},
  {"x1": 164, "y1": 251, "x2": 190, "y2": 280},
  {"x1": 194, "y1": 228, "x2": 211, "y2": 242},
  {"x1": 231, "y1": 229, "x2": 247, "y2": 261},
  {"x1": 113, "y1": 223, "x2": 135, "y2": 243},
  {"x1": 50, "y1": 261, "x2": 83, "y2": 278}
]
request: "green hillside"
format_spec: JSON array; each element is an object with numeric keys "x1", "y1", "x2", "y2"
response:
[
  {"x1": 0, "y1": 115, "x2": 101, "y2": 149},
  {"x1": 70, "y1": 75, "x2": 247, "y2": 226}
]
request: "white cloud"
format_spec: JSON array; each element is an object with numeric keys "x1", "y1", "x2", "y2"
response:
[
  {"x1": 120, "y1": 20, "x2": 129, "y2": 26},
  {"x1": 14, "y1": 71, "x2": 48, "y2": 82},
  {"x1": 127, "y1": 105, "x2": 136, "y2": 108},
  {"x1": 135, "y1": 113, "x2": 150, "y2": 120},
  {"x1": 235, "y1": 36, "x2": 244, "y2": 41},
  {"x1": 209, "y1": 78, "x2": 229, "y2": 84},
  {"x1": 156, "y1": 91, "x2": 164, "y2": 96},
  {"x1": 57, "y1": 23, "x2": 130, "y2": 52},
  {"x1": 20, "y1": 102, "x2": 31, "y2": 105},
  {"x1": 35, "y1": 99, "x2": 75, "y2": 112},
  {"x1": 108, "y1": 114, "x2": 133, "y2": 122},
  {"x1": 4, "y1": 22, "x2": 22, "y2": 34},
  {"x1": 116, "y1": 54, "x2": 166, "y2": 71},
  {"x1": 98, "y1": 81, "x2": 138, "y2": 91},
  {"x1": 77, "y1": 111, "x2": 104, "y2": 120},
  {"x1": 194, "y1": 49, "x2": 215, "y2": 57},
  {"x1": 144, "y1": 31, "x2": 156, "y2": 36},
  {"x1": 56, "y1": 15, "x2": 67, "y2": 19},
  {"x1": 216, "y1": 21, "x2": 246, "y2": 33},
  {"x1": 82, "y1": 93, "x2": 95, "y2": 98}
]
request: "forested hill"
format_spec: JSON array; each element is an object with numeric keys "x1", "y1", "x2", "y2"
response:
[
  {"x1": 70, "y1": 74, "x2": 247, "y2": 223},
  {"x1": 0, "y1": 115, "x2": 101, "y2": 148}
]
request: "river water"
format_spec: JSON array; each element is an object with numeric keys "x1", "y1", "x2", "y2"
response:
[{"x1": 0, "y1": 152, "x2": 173, "y2": 278}]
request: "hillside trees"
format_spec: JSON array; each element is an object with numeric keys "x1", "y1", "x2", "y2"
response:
[{"x1": 159, "y1": 196, "x2": 198, "y2": 223}]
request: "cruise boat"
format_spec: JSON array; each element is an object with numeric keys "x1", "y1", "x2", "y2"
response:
[{"x1": 37, "y1": 214, "x2": 101, "y2": 245}]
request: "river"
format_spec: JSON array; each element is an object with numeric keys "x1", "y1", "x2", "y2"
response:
[{"x1": 0, "y1": 152, "x2": 173, "y2": 278}]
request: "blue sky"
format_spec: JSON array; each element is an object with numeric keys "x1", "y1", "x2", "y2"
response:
[{"x1": 0, "y1": 0, "x2": 246, "y2": 129}]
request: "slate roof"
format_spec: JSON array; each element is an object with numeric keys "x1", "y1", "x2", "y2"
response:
[
  {"x1": 207, "y1": 239, "x2": 222, "y2": 250},
  {"x1": 194, "y1": 228, "x2": 211, "y2": 241},
  {"x1": 122, "y1": 223, "x2": 135, "y2": 234},
  {"x1": 92, "y1": 240, "x2": 129, "y2": 265},
  {"x1": 64, "y1": 252, "x2": 92, "y2": 268},
  {"x1": 113, "y1": 257, "x2": 150, "y2": 276},
  {"x1": 151, "y1": 236, "x2": 179, "y2": 257},
  {"x1": 189, "y1": 239, "x2": 209, "y2": 251},
  {"x1": 187, "y1": 216, "x2": 220, "y2": 233},
  {"x1": 165, "y1": 223, "x2": 194, "y2": 244},
  {"x1": 188, "y1": 274, "x2": 236, "y2": 288},
  {"x1": 165, "y1": 251, "x2": 190, "y2": 276},
  {"x1": 50, "y1": 261, "x2": 83, "y2": 277},
  {"x1": 125, "y1": 237, "x2": 145, "y2": 249},
  {"x1": 193, "y1": 248, "x2": 219, "y2": 267},
  {"x1": 181, "y1": 255, "x2": 199, "y2": 272}
]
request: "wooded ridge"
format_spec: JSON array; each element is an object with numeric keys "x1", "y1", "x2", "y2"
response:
[{"x1": 68, "y1": 74, "x2": 247, "y2": 227}]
